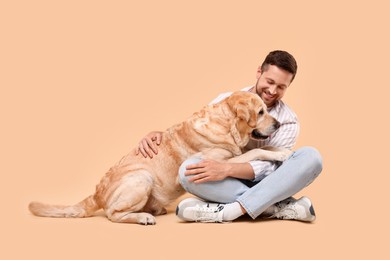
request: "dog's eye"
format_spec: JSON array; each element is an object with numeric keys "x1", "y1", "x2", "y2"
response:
[{"x1": 259, "y1": 110, "x2": 264, "y2": 115}]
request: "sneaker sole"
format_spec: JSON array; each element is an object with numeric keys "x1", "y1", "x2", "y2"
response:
[{"x1": 300, "y1": 196, "x2": 316, "y2": 222}]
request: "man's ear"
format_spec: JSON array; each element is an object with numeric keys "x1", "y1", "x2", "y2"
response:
[{"x1": 256, "y1": 66, "x2": 262, "y2": 79}]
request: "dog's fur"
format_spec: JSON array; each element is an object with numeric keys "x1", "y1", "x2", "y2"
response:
[{"x1": 29, "y1": 91, "x2": 291, "y2": 224}]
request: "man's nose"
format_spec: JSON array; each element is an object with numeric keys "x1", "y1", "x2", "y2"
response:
[{"x1": 268, "y1": 85, "x2": 277, "y2": 95}]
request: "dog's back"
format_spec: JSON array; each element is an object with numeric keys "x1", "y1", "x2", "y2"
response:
[{"x1": 29, "y1": 91, "x2": 260, "y2": 224}]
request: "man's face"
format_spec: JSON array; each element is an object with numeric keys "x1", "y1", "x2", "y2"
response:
[{"x1": 253, "y1": 65, "x2": 293, "y2": 108}]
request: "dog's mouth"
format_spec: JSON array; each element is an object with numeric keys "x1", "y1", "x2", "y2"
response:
[{"x1": 251, "y1": 130, "x2": 269, "y2": 140}]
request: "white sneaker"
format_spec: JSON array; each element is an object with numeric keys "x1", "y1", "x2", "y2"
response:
[
  {"x1": 272, "y1": 196, "x2": 316, "y2": 222},
  {"x1": 176, "y1": 198, "x2": 225, "y2": 223}
]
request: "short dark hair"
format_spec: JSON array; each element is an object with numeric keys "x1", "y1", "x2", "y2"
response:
[{"x1": 261, "y1": 50, "x2": 298, "y2": 82}]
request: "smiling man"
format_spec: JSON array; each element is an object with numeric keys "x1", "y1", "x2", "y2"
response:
[{"x1": 137, "y1": 50, "x2": 323, "y2": 223}]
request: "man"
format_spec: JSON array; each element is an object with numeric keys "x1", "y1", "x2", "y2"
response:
[{"x1": 136, "y1": 50, "x2": 323, "y2": 223}]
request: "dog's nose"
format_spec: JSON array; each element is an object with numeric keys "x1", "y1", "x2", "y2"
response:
[{"x1": 274, "y1": 120, "x2": 281, "y2": 130}]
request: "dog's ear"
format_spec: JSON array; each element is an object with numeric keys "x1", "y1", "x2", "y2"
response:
[
  {"x1": 236, "y1": 103, "x2": 257, "y2": 128},
  {"x1": 225, "y1": 93, "x2": 259, "y2": 147},
  {"x1": 227, "y1": 93, "x2": 257, "y2": 128}
]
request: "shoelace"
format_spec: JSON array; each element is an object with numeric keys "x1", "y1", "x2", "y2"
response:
[
  {"x1": 272, "y1": 205, "x2": 299, "y2": 220},
  {"x1": 272, "y1": 200, "x2": 299, "y2": 220},
  {"x1": 194, "y1": 205, "x2": 224, "y2": 222}
]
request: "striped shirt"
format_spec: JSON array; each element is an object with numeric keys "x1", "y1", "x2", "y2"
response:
[{"x1": 210, "y1": 86, "x2": 300, "y2": 181}]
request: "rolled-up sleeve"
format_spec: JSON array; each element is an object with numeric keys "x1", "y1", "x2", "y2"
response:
[
  {"x1": 248, "y1": 160, "x2": 280, "y2": 181},
  {"x1": 248, "y1": 121, "x2": 299, "y2": 181}
]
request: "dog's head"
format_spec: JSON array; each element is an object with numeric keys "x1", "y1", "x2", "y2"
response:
[{"x1": 226, "y1": 91, "x2": 280, "y2": 147}]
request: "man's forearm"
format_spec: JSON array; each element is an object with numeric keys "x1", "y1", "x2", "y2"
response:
[{"x1": 225, "y1": 162, "x2": 255, "y2": 180}]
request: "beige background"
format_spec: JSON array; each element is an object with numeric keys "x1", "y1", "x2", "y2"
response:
[{"x1": 1, "y1": 0, "x2": 389, "y2": 259}]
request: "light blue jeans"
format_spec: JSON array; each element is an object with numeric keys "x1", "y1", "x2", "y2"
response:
[{"x1": 178, "y1": 146, "x2": 323, "y2": 219}]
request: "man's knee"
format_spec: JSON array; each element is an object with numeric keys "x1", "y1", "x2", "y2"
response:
[
  {"x1": 178, "y1": 157, "x2": 250, "y2": 203},
  {"x1": 295, "y1": 146, "x2": 323, "y2": 177},
  {"x1": 178, "y1": 157, "x2": 203, "y2": 188}
]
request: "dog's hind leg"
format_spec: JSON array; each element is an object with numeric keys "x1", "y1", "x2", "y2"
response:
[
  {"x1": 109, "y1": 211, "x2": 157, "y2": 225},
  {"x1": 105, "y1": 172, "x2": 157, "y2": 225},
  {"x1": 143, "y1": 196, "x2": 167, "y2": 216}
]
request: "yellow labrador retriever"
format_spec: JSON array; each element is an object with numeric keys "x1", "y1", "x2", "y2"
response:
[{"x1": 29, "y1": 91, "x2": 291, "y2": 225}]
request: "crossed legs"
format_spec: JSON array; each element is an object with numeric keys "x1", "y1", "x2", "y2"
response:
[{"x1": 178, "y1": 146, "x2": 323, "y2": 220}]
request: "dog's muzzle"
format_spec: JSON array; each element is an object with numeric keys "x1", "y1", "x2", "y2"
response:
[
  {"x1": 251, "y1": 130, "x2": 269, "y2": 140},
  {"x1": 251, "y1": 121, "x2": 281, "y2": 140}
]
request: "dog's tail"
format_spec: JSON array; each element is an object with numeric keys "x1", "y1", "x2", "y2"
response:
[{"x1": 28, "y1": 195, "x2": 100, "y2": 218}]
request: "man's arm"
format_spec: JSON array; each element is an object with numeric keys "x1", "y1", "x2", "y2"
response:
[
  {"x1": 185, "y1": 160, "x2": 255, "y2": 183},
  {"x1": 185, "y1": 122, "x2": 299, "y2": 183},
  {"x1": 246, "y1": 121, "x2": 299, "y2": 181},
  {"x1": 137, "y1": 90, "x2": 237, "y2": 158}
]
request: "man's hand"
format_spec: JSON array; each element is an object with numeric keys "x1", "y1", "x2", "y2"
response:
[
  {"x1": 184, "y1": 159, "x2": 230, "y2": 184},
  {"x1": 135, "y1": 131, "x2": 163, "y2": 158}
]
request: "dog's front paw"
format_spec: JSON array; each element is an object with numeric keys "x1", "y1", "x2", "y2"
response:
[
  {"x1": 137, "y1": 213, "x2": 156, "y2": 225},
  {"x1": 276, "y1": 149, "x2": 293, "y2": 161}
]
